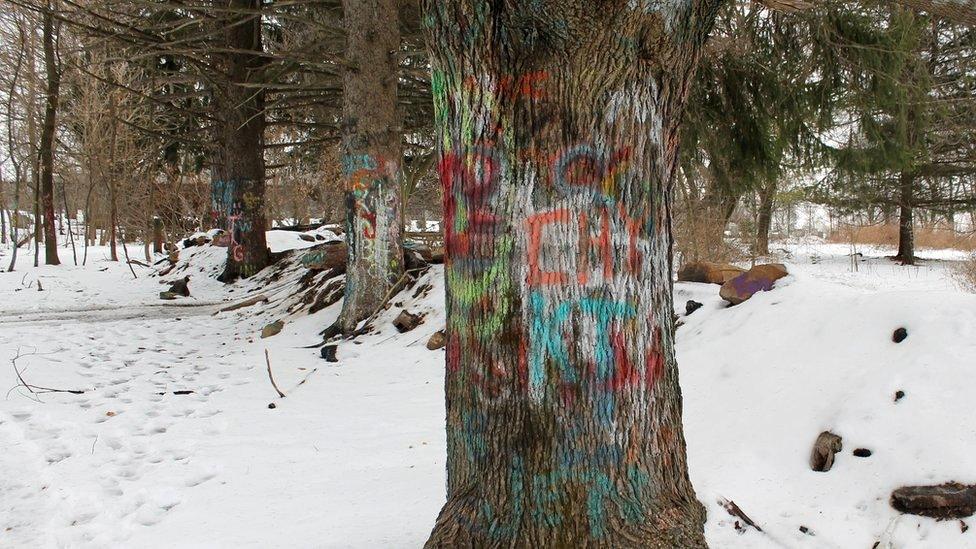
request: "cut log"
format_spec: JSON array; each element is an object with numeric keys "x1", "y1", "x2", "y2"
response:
[
  {"x1": 217, "y1": 294, "x2": 269, "y2": 314},
  {"x1": 677, "y1": 261, "x2": 745, "y2": 284},
  {"x1": 810, "y1": 431, "x2": 843, "y2": 472},
  {"x1": 891, "y1": 483, "x2": 976, "y2": 519},
  {"x1": 720, "y1": 263, "x2": 789, "y2": 305},
  {"x1": 393, "y1": 309, "x2": 422, "y2": 333}
]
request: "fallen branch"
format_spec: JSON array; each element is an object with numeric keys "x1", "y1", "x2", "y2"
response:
[
  {"x1": 118, "y1": 223, "x2": 138, "y2": 279},
  {"x1": 720, "y1": 497, "x2": 763, "y2": 532},
  {"x1": 892, "y1": 483, "x2": 976, "y2": 519},
  {"x1": 292, "y1": 367, "x2": 318, "y2": 389},
  {"x1": 127, "y1": 259, "x2": 150, "y2": 268},
  {"x1": 265, "y1": 349, "x2": 285, "y2": 398},
  {"x1": 267, "y1": 367, "x2": 320, "y2": 409},
  {"x1": 215, "y1": 293, "x2": 269, "y2": 315},
  {"x1": 9, "y1": 347, "x2": 86, "y2": 402}
]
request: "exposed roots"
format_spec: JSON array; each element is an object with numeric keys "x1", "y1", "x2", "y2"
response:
[{"x1": 424, "y1": 491, "x2": 707, "y2": 548}]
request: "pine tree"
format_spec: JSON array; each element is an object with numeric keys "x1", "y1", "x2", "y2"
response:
[{"x1": 812, "y1": 2, "x2": 976, "y2": 264}]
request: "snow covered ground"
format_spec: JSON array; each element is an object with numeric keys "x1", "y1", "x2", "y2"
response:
[{"x1": 1, "y1": 237, "x2": 974, "y2": 548}]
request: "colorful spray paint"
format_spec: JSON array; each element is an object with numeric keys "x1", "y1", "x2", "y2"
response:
[{"x1": 425, "y1": 0, "x2": 712, "y2": 544}]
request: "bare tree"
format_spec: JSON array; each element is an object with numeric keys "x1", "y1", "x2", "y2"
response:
[{"x1": 38, "y1": 0, "x2": 61, "y2": 265}]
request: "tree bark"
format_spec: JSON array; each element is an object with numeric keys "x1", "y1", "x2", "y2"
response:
[
  {"x1": 0, "y1": 186, "x2": 7, "y2": 246},
  {"x1": 211, "y1": 0, "x2": 270, "y2": 282},
  {"x1": 755, "y1": 182, "x2": 775, "y2": 256},
  {"x1": 152, "y1": 217, "x2": 165, "y2": 254},
  {"x1": 896, "y1": 171, "x2": 916, "y2": 265},
  {"x1": 423, "y1": 1, "x2": 719, "y2": 546},
  {"x1": 335, "y1": 0, "x2": 405, "y2": 334},
  {"x1": 40, "y1": 1, "x2": 61, "y2": 266}
]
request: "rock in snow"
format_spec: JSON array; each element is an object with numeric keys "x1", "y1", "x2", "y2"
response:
[
  {"x1": 261, "y1": 320, "x2": 285, "y2": 338},
  {"x1": 426, "y1": 330, "x2": 447, "y2": 350}
]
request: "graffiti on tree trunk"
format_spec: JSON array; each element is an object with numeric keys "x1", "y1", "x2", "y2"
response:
[
  {"x1": 212, "y1": 179, "x2": 260, "y2": 277},
  {"x1": 434, "y1": 61, "x2": 678, "y2": 538},
  {"x1": 342, "y1": 153, "x2": 401, "y2": 284}
]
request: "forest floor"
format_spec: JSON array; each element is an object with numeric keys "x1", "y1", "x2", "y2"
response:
[{"x1": 0, "y1": 235, "x2": 974, "y2": 548}]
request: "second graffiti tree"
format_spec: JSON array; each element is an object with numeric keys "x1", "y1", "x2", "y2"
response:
[{"x1": 335, "y1": 0, "x2": 405, "y2": 334}]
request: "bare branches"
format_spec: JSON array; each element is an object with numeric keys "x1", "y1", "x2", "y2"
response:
[{"x1": 8, "y1": 347, "x2": 85, "y2": 403}]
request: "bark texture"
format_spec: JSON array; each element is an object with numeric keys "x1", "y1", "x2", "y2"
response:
[
  {"x1": 755, "y1": 182, "x2": 775, "y2": 256},
  {"x1": 336, "y1": 0, "x2": 404, "y2": 333},
  {"x1": 40, "y1": 3, "x2": 60, "y2": 266},
  {"x1": 423, "y1": 1, "x2": 720, "y2": 546},
  {"x1": 896, "y1": 171, "x2": 916, "y2": 265},
  {"x1": 211, "y1": 0, "x2": 270, "y2": 282}
]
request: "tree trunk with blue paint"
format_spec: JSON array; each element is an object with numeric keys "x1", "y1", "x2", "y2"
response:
[
  {"x1": 211, "y1": 0, "x2": 270, "y2": 282},
  {"x1": 423, "y1": 1, "x2": 720, "y2": 546},
  {"x1": 336, "y1": 0, "x2": 405, "y2": 334}
]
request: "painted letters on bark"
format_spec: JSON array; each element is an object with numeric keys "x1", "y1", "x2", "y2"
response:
[
  {"x1": 212, "y1": 179, "x2": 263, "y2": 278},
  {"x1": 424, "y1": 2, "x2": 717, "y2": 545}
]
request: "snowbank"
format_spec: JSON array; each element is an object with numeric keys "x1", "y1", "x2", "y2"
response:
[{"x1": 1, "y1": 238, "x2": 975, "y2": 548}]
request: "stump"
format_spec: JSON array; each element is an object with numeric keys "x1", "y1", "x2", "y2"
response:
[
  {"x1": 810, "y1": 431, "x2": 843, "y2": 472},
  {"x1": 321, "y1": 344, "x2": 339, "y2": 362},
  {"x1": 393, "y1": 310, "x2": 422, "y2": 333}
]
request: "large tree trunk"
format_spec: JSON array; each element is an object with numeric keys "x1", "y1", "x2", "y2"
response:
[
  {"x1": 423, "y1": 1, "x2": 719, "y2": 546},
  {"x1": 896, "y1": 171, "x2": 916, "y2": 265},
  {"x1": 152, "y1": 217, "x2": 165, "y2": 254},
  {"x1": 755, "y1": 181, "x2": 775, "y2": 256},
  {"x1": 1, "y1": 192, "x2": 7, "y2": 246},
  {"x1": 335, "y1": 0, "x2": 404, "y2": 334},
  {"x1": 698, "y1": 179, "x2": 740, "y2": 259},
  {"x1": 40, "y1": 2, "x2": 60, "y2": 266},
  {"x1": 211, "y1": 0, "x2": 270, "y2": 282}
]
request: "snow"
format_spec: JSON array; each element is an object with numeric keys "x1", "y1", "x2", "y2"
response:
[
  {"x1": 265, "y1": 228, "x2": 341, "y2": 253},
  {"x1": 1, "y1": 237, "x2": 975, "y2": 548}
]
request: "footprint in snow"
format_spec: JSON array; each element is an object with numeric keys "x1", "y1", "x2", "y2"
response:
[{"x1": 184, "y1": 470, "x2": 216, "y2": 487}]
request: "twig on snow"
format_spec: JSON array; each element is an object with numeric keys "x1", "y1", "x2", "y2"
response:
[
  {"x1": 8, "y1": 347, "x2": 86, "y2": 402},
  {"x1": 719, "y1": 497, "x2": 763, "y2": 532},
  {"x1": 265, "y1": 349, "x2": 285, "y2": 398}
]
